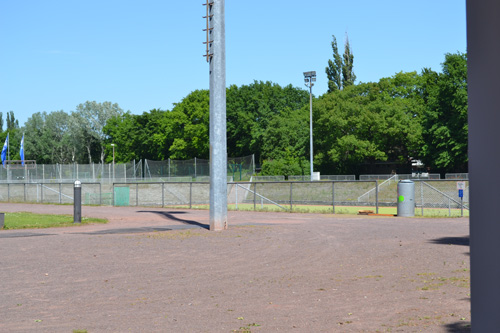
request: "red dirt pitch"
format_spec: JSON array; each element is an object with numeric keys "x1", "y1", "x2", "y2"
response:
[{"x1": 0, "y1": 203, "x2": 470, "y2": 332}]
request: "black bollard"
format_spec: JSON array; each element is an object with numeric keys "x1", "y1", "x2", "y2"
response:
[{"x1": 74, "y1": 180, "x2": 81, "y2": 223}]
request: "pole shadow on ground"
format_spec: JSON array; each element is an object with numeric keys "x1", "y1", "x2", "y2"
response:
[{"x1": 137, "y1": 210, "x2": 209, "y2": 229}]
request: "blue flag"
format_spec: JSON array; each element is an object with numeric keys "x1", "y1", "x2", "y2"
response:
[
  {"x1": 1, "y1": 133, "x2": 8, "y2": 168},
  {"x1": 20, "y1": 134, "x2": 25, "y2": 166}
]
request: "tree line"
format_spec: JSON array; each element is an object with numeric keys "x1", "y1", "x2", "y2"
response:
[{"x1": 2, "y1": 45, "x2": 467, "y2": 176}]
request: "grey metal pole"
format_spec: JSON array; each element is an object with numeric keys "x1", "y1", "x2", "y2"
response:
[
  {"x1": 375, "y1": 180, "x2": 379, "y2": 214},
  {"x1": 111, "y1": 144, "x2": 115, "y2": 183},
  {"x1": 73, "y1": 180, "x2": 81, "y2": 223},
  {"x1": 309, "y1": 84, "x2": 313, "y2": 181},
  {"x1": 461, "y1": 196, "x2": 464, "y2": 217},
  {"x1": 208, "y1": 0, "x2": 228, "y2": 230},
  {"x1": 468, "y1": 1, "x2": 500, "y2": 329}
]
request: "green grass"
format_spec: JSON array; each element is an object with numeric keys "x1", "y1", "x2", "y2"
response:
[{"x1": 3, "y1": 212, "x2": 108, "y2": 230}]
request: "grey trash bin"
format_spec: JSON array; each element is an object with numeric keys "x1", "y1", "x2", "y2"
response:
[{"x1": 397, "y1": 180, "x2": 415, "y2": 217}]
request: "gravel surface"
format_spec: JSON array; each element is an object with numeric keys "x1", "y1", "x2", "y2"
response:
[{"x1": 0, "y1": 203, "x2": 470, "y2": 332}]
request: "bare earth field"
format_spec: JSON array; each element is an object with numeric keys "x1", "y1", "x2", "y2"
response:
[{"x1": 0, "y1": 203, "x2": 470, "y2": 332}]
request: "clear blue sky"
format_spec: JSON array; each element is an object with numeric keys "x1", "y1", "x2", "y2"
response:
[{"x1": 0, "y1": 0, "x2": 466, "y2": 127}]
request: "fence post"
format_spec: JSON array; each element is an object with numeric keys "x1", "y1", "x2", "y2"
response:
[
  {"x1": 420, "y1": 181, "x2": 424, "y2": 216},
  {"x1": 99, "y1": 183, "x2": 102, "y2": 205},
  {"x1": 24, "y1": 183, "x2": 26, "y2": 202},
  {"x1": 162, "y1": 182, "x2": 165, "y2": 208},
  {"x1": 461, "y1": 194, "x2": 464, "y2": 217},
  {"x1": 332, "y1": 181, "x2": 335, "y2": 214},
  {"x1": 59, "y1": 183, "x2": 62, "y2": 204},
  {"x1": 375, "y1": 180, "x2": 379, "y2": 214},
  {"x1": 448, "y1": 198, "x2": 451, "y2": 217},
  {"x1": 112, "y1": 182, "x2": 115, "y2": 207},
  {"x1": 7, "y1": 183, "x2": 10, "y2": 202},
  {"x1": 235, "y1": 183, "x2": 238, "y2": 210},
  {"x1": 290, "y1": 182, "x2": 293, "y2": 212},
  {"x1": 253, "y1": 182, "x2": 257, "y2": 211},
  {"x1": 190, "y1": 182, "x2": 193, "y2": 209},
  {"x1": 41, "y1": 183, "x2": 43, "y2": 203},
  {"x1": 136, "y1": 183, "x2": 139, "y2": 206}
]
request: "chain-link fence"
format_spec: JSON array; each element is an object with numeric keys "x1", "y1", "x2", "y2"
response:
[
  {"x1": 0, "y1": 161, "x2": 143, "y2": 183},
  {"x1": 144, "y1": 155, "x2": 255, "y2": 181},
  {"x1": 0, "y1": 179, "x2": 469, "y2": 217},
  {"x1": 0, "y1": 155, "x2": 256, "y2": 183}
]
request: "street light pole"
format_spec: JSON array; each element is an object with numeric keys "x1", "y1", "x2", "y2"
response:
[
  {"x1": 304, "y1": 71, "x2": 316, "y2": 181},
  {"x1": 111, "y1": 143, "x2": 115, "y2": 183}
]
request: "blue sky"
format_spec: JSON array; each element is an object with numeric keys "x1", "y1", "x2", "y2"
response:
[{"x1": 0, "y1": 0, "x2": 466, "y2": 127}]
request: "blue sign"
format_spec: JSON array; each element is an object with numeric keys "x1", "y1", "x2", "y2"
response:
[{"x1": 458, "y1": 189, "x2": 464, "y2": 198}]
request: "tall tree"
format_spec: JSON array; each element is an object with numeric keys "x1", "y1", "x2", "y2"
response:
[
  {"x1": 420, "y1": 52, "x2": 468, "y2": 172},
  {"x1": 342, "y1": 34, "x2": 356, "y2": 88},
  {"x1": 167, "y1": 90, "x2": 210, "y2": 159},
  {"x1": 72, "y1": 101, "x2": 124, "y2": 164},
  {"x1": 22, "y1": 111, "x2": 75, "y2": 164},
  {"x1": 325, "y1": 35, "x2": 343, "y2": 92},
  {"x1": 6, "y1": 111, "x2": 19, "y2": 130}
]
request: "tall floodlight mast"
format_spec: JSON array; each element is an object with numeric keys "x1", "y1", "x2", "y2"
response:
[
  {"x1": 303, "y1": 71, "x2": 316, "y2": 181},
  {"x1": 203, "y1": 0, "x2": 227, "y2": 230}
]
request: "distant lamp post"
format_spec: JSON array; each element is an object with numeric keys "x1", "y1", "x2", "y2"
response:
[
  {"x1": 304, "y1": 71, "x2": 316, "y2": 181},
  {"x1": 111, "y1": 143, "x2": 116, "y2": 182}
]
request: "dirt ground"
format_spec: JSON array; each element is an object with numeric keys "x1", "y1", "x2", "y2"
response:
[{"x1": 0, "y1": 203, "x2": 470, "y2": 332}]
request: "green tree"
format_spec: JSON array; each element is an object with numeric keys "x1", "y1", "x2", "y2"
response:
[
  {"x1": 22, "y1": 111, "x2": 74, "y2": 164},
  {"x1": 261, "y1": 107, "x2": 309, "y2": 160},
  {"x1": 226, "y1": 81, "x2": 309, "y2": 162},
  {"x1": 326, "y1": 35, "x2": 343, "y2": 92},
  {"x1": 420, "y1": 52, "x2": 468, "y2": 172},
  {"x1": 166, "y1": 90, "x2": 210, "y2": 159},
  {"x1": 6, "y1": 111, "x2": 19, "y2": 130},
  {"x1": 72, "y1": 101, "x2": 124, "y2": 164},
  {"x1": 342, "y1": 34, "x2": 356, "y2": 88},
  {"x1": 260, "y1": 106, "x2": 310, "y2": 176},
  {"x1": 314, "y1": 74, "x2": 424, "y2": 175}
]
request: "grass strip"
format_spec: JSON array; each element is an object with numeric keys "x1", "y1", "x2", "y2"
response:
[{"x1": 2, "y1": 212, "x2": 108, "y2": 230}]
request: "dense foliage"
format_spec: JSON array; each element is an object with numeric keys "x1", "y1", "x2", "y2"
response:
[{"x1": 2, "y1": 52, "x2": 468, "y2": 176}]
